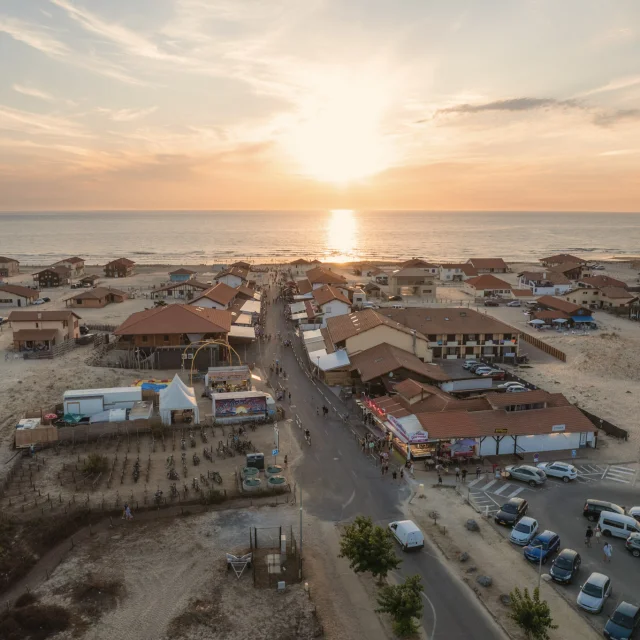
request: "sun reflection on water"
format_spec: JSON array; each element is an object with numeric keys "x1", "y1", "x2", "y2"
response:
[{"x1": 326, "y1": 209, "x2": 358, "y2": 262}]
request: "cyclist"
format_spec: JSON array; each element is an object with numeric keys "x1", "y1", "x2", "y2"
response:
[{"x1": 304, "y1": 428, "x2": 311, "y2": 445}]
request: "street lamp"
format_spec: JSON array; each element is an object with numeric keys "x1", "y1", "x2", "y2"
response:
[{"x1": 317, "y1": 355, "x2": 320, "y2": 378}]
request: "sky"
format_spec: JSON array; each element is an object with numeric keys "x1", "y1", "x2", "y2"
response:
[{"x1": 1, "y1": 0, "x2": 640, "y2": 211}]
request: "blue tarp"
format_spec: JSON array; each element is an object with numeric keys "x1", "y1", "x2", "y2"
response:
[
  {"x1": 572, "y1": 316, "x2": 595, "y2": 323},
  {"x1": 140, "y1": 382, "x2": 167, "y2": 392}
]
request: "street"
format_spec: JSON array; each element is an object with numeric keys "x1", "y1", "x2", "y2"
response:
[
  {"x1": 466, "y1": 466, "x2": 640, "y2": 626},
  {"x1": 255, "y1": 285, "x2": 509, "y2": 640}
]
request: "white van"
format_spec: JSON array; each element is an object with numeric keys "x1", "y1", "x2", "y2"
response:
[
  {"x1": 388, "y1": 520, "x2": 425, "y2": 551},
  {"x1": 390, "y1": 304, "x2": 404, "y2": 309},
  {"x1": 598, "y1": 511, "x2": 640, "y2": 539}
]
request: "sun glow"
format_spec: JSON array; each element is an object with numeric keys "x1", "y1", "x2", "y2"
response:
[
  {"x1": 285, "y1": 69, "x2": 396, "y2": 184},
  {"x1": 326, "y1": 209, "x2": 358, "y2": 262}
]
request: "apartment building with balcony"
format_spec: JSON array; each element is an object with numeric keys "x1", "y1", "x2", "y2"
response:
[{"x1": 378, "y1": 307, "x2": 520, "y2": 360}]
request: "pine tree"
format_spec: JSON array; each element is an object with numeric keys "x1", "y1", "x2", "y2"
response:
[
  {"x1": 338, "y1": 515, "x2": 400, "y2": 583},
  {"x1": 509, "y1": 587, "x2": 558, "y2": 640},
  {"x1": 376, "y1": 575, "x2": 424, "y2": 637}
]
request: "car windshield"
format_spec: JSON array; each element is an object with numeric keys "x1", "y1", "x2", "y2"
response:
[
  {"x1": 610, "y1": 611, "x2": 633, "y2": 628},
  {"x1": 554, "y1": 556, "x2": 573, "y2": 570},
  {"x1": 532, "y1": 537, "x2": 549, "y2": 550},
  {"x1": 582, "y1": 582, "x2": 603, "y2": 598},
  {"x1": 514, "y1": 522, "x2": 531, "y2": 533},
  {"x1": 502, "y1": 504, "x2": 517, "y2": 513}
]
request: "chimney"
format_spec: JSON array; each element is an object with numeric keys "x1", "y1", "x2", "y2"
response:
[{"x1": 411, "y1": 329, "x2": 417, "y2": 355}]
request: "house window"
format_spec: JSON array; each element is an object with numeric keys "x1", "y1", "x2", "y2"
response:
[
  {"x1": 163, "y1": 335, "x2": 170, "y2": 342},
  {"x1": 142, "y1": 335, "x2": 148, "y2": 342},
  {"x1": 77, "y1": 299, "x2": 83, "y2": 304},
  {"x1": 446, "y1": 334, "x2": 456, "y2": 342},
  {"x1": 485, "y1": 334, "x2": 493, "y2": 341},
  {"x1": 35, "y1": 322, "x2": 39, "y2": 328},
  {"x1": 428, "y1": 335, "x2": 437, "y2": 342},
  {"x1": 467, "y1": 334, "x2": 476, "y2": 340}
]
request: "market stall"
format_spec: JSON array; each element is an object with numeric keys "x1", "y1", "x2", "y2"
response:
[{"x1": 159, "y1": 375, "x2": 200, "y2": 426}]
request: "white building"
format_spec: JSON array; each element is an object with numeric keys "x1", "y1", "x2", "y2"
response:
[
  {"x1": 312, "y1": 285, "x2": 352, "y2": 327},
  {"x1": 518, "y1": 270, "x2": 572, "y2": 296},
  {"x1": 191, "y1": 283, "x2": 238, "y2": 309},
  {"x1": 215, "y1": 266, "x2": 248, "y2": 289},
  {"x1": 438, "y1": 263, "x2": 478, "y2": 282},
  {"x1": 0, "y1": 284, "x2": 39, "y2": 307}
]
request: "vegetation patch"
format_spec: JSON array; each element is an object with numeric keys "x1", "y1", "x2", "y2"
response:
[
  {"x1": 70, "y1": 572, "x2": 124, "y2": 619},
  {"x1": 168, "y1": 597, "x2": 231, "y2": 637},
  {"x1": 0, "y1": 603, "x2": 70, "y2": 640}
]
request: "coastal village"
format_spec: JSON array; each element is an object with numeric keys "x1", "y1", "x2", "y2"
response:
[{"x1": 1, "y1": 251, "x2": 640, "y2": 640}]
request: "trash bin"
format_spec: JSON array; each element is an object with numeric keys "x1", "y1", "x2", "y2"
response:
[{"x1": 246, "y1": 452, "x2": 265, "y2": 470}]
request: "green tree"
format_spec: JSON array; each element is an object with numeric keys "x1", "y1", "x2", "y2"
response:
[
  {"x1": 339, "y1": 515, "x2": 400, "y2": 583},
  {"x1": 509, "y1": 587, "x2": 558, "y2": 640},
  {"x1": 376, "y1": 574, "x2": 424, "y2": 637}
]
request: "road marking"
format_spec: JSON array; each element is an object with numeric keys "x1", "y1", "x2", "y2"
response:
[
  {"x1": 507, "y1": 486, "x2": 524, "y2": 498},
  {"x1": 467, "y1": 477, "x2": 484, "y2": 487},
  {"x1": 493, "y1": 483, "x2": 512, "y2": 496},
  {"x1": 341, "y1": 489, "x2": 356, "y2": 510},
  {"x1": 351, "y1": 469, "x2": 358, "y2": 478},
  {"x1": 421, "y1": 591, "x2": 437, "y2": 640},
  {"x1": 477, "y1": 479, "x2": 498, "y2": 491},
  {"x1": 337, "y1": 449, "x2": 343, "y2": 457}
]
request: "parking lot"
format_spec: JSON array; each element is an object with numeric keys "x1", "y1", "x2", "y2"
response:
[{"x1": 467, "y1": 461, "x2": 640, "y2": 629}]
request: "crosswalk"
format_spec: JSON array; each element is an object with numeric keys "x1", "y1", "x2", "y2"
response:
[
  {"x1": 467, "y1": 477, "x2": 527, "y2": 499},
  {"x1": 575, "y1": 463, "x2": 638, "y2": 485}
]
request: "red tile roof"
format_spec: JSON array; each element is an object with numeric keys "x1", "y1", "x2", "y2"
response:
[
  {"x1": 579, "y1": 276, "x2": 627, "y2": 290},
  {"x1": 350, "y1": 343, "x2": 450, "y2": 383},
  {"x1": 306, "y1": 266, "x2": 348, "y2": 285},
  {"x1": 416, "y1": 405, "x2": 594, "y2": 439},
  {"x1": 8, "y1": 310, "x2": 81, "y2": 322},
  {"x1": 400, "y1": 258, "x2": 439, "y2": 268},
  {"x1": 105, "y1": 257, "x2": 135, "y2": 267},
  {"x1": 599, "y1": 286, "x2": 637, "y2": 300},
  {"x1": 297, "y1": 279, "x2": 313, "y2": 295},
  {"x1": 0, "y1": 284, "x2": 38, "y2": 299},
  {"x1": 326, "y1": 309, "x2": 427, "y2": 344},
  {"x1": 115, "y1": 304, "x2": 231, "y2": 335},
  {"x1": 536, "y1": 295, "x2": 587, "y2": 315},
  {"x1": 169, "y1": 268, "x2": 197, "y2": 275},
  {"x1": 511, "y1": 289, "x2": 536, "y2": 297},
  {"x1": 532, "y1": 310, "x2": 570, "y2": 321},
  {"x1": 0, "y1": 256, "x2": 19, "y2": 263},
  {"x1": 465, "y1": 274, "x2": 512, "y2": 290},
  {"x1": 540, "y1": 254, "x2": 586, "y2": 265},
  {"x1": 312, "y1": 285, "x2": 351, "y2": 306},
  {"x1": 519, "y1": 271, "x2": 571, "y2": 285},
  {"x1": 192, "y1": 282, "x2": 238, "y2": 306},
  {"x1": 13, "y1": 329, "x2": 59, "y2": 341},
  {"x1": 216, "y1": 266, "x2": 249, "y2": 281}
]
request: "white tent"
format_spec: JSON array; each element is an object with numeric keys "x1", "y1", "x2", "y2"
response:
[
  {"x1": 159, "y1": 376, "x2": 200, "y2": 426},
  {"x1": 163, "y1": 373, "x2": 196, "y2": 398}
]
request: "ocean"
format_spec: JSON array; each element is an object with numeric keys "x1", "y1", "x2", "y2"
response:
[{"x1": 1, "y1": 210, "x2": 639, "y2": 266}]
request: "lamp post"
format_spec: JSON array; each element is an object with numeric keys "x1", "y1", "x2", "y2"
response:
[{"x1": 317, "y1": 355, "x2": 320, "y2": 378}]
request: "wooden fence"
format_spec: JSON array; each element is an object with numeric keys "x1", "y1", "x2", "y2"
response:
[
  {"x1": 519, "y1": 332, "x2": 567, "y2": 362},
  {"x1": 578, "y1": 407, "x2": 629, "y2": 441}
]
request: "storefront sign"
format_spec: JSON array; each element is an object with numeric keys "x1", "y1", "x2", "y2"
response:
[
  {"x1": 387, "y1": 414, "x2": 410, "y2": 440},
  {"x1": 494, "y1": 428, "x2": 508, "y2": 434},
  {"x1": 551, "y1": 424, "x2": 566, "y2": 432}
]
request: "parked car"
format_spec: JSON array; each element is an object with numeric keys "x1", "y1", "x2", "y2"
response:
[
  {"x1": 582, "y1": 499, "x2": 625, "y2": 522},
  {"x1": 593, "y1": 265, "x2": 606, "y2": 270},
  {"x1": 42, "y1": 297, "x2": 51, "y2": 303},
  {"x1": 536, "y1": 461, "x2": 577, "y2": 483},
  {"x1": 474, "y1": 366, "x2": 494, "y2": 375},
  {"x1": 484, "y1": 299, "x2": 500, "y2": 307},
  {"x1": 523, "y1": 530, "x2": 561, "y2": 564},
  {"x1": 628, "y1": 506, "x2": 640, "y2": 524},
  {"x1": 549, "y1": 548, "x2": 581, "y2": 584},
  {"x1": 504, "y1": 465, "x2": 547, "y2": 486},
  {"x1": 468, "y1": 363, "x2": 487, "y2": 373},
  {"x1": 509, "y1": 516, "x2": 538, "y2": 545},
  {"x1": 598, "y1": 512, "x2": 640, "y2": 539},
  {"x1": 507, "y1": 300, "x2": 521, "y2": 307},
  {"x1": 388, "y1": 520, "x2": 424, "y2": 551},
  {"x1": 576, "y1": 572, "x2": 611, "y2": 614},
  {"x1": 497, "y1": 381, "x2": 525, "y2": 390},
  {"x1": 462, "y1": 360, "x2": 480, "y2": 370},
  {"x1": 495, "y1": 497, "x2": 529, "y2": 527},
  {"x1": 506, "y1": 385, "x2": 529, "y2": 393},
  {"x1": 32, "y1": 299, "x2": 45, "y2": 305},
  {"x1": 626, "y1": 532, "x2": 640, "y2": 558},
  {"x1": 479, "y1": 369, "x2": 505, "y2": 380},
  {"x1": 388, "y1": 295, "x2": 403, "y2": 301},
  {"x1": 604, "y1": 601, "x2": 640, "y2": 640}
]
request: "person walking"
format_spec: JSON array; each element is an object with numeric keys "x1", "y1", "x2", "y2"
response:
[
  {"x1": 392, "y1": 469, "x2": 397, "y2": 481},
  {"x1": 603, "y1": 542, "x2": 612, "y2": 563},
  {"x1": 585, "y1": 525, "x2": 593, "y2": 547},
  {"x1": 455, "y1": 466, "x2": 461, "y2": 483},
  {"x1": 400, "y1": 468, "x2": 404, "y2": 481},
  {"x1": 476, "y1": 465, "x2": 482, "y2": 479},
  {"x1": 594, "y1": 524, "x2": 602, "y2": 545},
  {"x1": 381, "y1": 463, "x2": 385, "y2": 477},
  {"x1": 438, "y1": 474, "x2": 443, "y2": 486},
  {"x1": 461, "y1": 468, "x2": 467, "y2": 483}
]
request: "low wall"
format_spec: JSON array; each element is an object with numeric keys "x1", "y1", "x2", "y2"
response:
[
  {"x1": 578, "y1": 407, "x2": 628, "y2": 441},
  {"x1": 520, "y1": 332, "x2": 567, "y2": 362}
]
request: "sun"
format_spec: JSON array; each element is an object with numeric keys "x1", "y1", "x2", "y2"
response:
[{"x1": 284, "y1": 69, "x2": 396, "y2": 184}]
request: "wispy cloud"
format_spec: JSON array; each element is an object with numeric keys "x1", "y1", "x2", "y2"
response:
[
  {"x1": 97, "y1": 107, "x2": 158, "y2": 122},
  {"x1": 578, "y1": 75, "x2": 640, "y2": 98},
  {"x1": 0, "y1": 106, "x2": 90, "y2": 138},
  {"x1": 12, "y1": 84, "x2": 55, "y2": 102},
  {"x1": 0, "y1": 16, "x2": 69, "y2": 56},
  {"x1": 593, "y1": 109, "x2": 640, "y2": 127},
  {"x1": 433, "y1": 97, "x2": 577, "y2": 118}
]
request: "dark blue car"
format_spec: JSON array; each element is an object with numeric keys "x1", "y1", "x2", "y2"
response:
[{"x1": 523, "y1": 530, "x2": 560, "y2": 564}]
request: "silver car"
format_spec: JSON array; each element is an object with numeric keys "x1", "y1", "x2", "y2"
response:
[
  {"x1": 577, "y1": 572, "x2": 611, "y2": 613},
  {"x1": 536, "y1": 461, "x2": 577, "y2": 483},
  {"x1": 505, "y1": 465, "x2": 547, "y2": 487}
]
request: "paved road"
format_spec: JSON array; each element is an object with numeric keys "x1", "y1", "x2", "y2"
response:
[
  {"x1": 256, "y1": 289, "x2": 507, "y2": 640},
  {"x1": 468, "y1": 469, "x2": 640, "y2": 627}
]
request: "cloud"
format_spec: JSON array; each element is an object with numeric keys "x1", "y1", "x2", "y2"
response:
[
  {"x1": 0, "y1": 16, "x2": 69, "y2": 56},
  {"x1": 12, "y1": 84, "x2": 55, "y2": 102},
  {"x1": 97, "y1": 107, "x2": 158, "y2": 122},
  {"x1": 578, "y1": 75, "x2": 640, "y2": 98},
  {"x1": 0, "y1": 105, "x2": 90, "y2": 138},
  {"x1": 593, "y1": 109, "x2": 640, "y2": 127},
  {"x1": 433, "y1": 97, "x2": 577, "y2": 118}
]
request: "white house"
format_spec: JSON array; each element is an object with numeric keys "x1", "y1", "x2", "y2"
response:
[
  {"x1": 53, "y1": 257, "x2": 85, "y2": 277},
  {"x1": 0, "y1": 284, "x2": 39, "y2": 307},
  {"x1": 439, "y1": 263, "x2": 478, "y2": 282},
  {"x1": 191, "y1": 283, "x2": 238, "y2": 309},
  {"x1": 312, "y1": 285, "x2": 352, "y2": 327},
  {"x1": 215, "y1": 266, "x2": 248, "y2": 289},
  {"x1": 518, "y1": 271, "x2": 572, "y2": 296}
]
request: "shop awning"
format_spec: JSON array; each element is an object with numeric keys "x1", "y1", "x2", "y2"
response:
[{"x1": 572, "y1": 316, "x2": 595, "y2": 323}]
